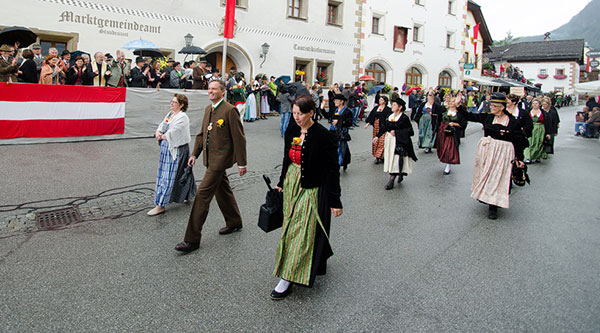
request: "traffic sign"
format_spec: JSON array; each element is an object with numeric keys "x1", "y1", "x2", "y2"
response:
[
  {"x1": 590, "y1": 60, "x2": 600, "y2": 68},
  {"x1": 586, "y1": 51, "x2": 600, "y2": 58},
  {"x1": 465, "y1": 70, "x2": 471, "y2": 75},
  {"x1": 464, "y1": 63, "x2": 475, "y2": 70}
]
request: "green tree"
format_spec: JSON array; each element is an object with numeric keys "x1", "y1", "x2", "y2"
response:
[{"x1": 493, "y1": 30, "x2": 521, "y2": 46}]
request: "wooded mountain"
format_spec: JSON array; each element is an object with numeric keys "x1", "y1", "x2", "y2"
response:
[{"x1": 517, "y1": 0, "x2": 600, "y2": 49}]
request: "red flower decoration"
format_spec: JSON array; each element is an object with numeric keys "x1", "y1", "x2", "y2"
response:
[{"x1": 537, "y1": 74, "x2": 548, "y2": 79}]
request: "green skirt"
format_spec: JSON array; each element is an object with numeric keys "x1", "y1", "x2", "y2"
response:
[
  {"x1": 524, "y1": 122, "x2": 546, "y2": 160},
  {"x1": 273, "y1": 163, "x2": 324, "y2": 286}
]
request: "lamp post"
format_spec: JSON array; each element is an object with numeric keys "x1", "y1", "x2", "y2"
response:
[
  {"x1": 184, "y1": 33, "x2": 194, "y2": 47},
  {"x1": 260, "y1": 42, "x2": 270, "y2": 68}
]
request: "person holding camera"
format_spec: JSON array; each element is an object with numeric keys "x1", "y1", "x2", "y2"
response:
[
  {"x1": 435, "y1": 98, "x2": 467, "y2": 175},
  {"x1": 0, "y1": 44, "x2": 18, "y2": 83},
  {"x1": 169, "y1": 62, "x2": 187, "y2": 89}
]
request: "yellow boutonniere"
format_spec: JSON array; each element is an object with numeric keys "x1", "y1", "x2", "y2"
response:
[
  {"x1": 292, "y1": 137, "x2": 302, "y2": 145},
  {"x1": 216, "y1": 119, "x2": 224, "y2": 128}
]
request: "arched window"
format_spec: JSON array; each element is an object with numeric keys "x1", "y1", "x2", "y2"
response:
[
  {"x1": 405, "y1": 67, "x2": 422, "y2": 86},
  {"x1": 438, "y1": 71, "x2": 452, "y2": 87},
  {"x1": 366, "y1": 63, "x2": 386, "y2": 83}
]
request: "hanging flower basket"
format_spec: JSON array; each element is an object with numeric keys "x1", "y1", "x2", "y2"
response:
[
  {"x1": 537, "y1": 74, "x2": 548, "y2": 79},
  {"x1": 553, "y1": 74, "x2": 567, "y2": 80}
]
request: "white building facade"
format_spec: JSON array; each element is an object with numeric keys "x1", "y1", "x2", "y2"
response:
[
  {"x1": 360, "y1": 0, "x2": 466, "y2": 90},
  {"x1": 4, "y1": 0, "x2": 363, "y2": 85}
]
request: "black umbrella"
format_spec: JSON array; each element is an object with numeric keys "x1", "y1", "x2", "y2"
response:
[
  {"x1": 70, "y1": 50, "x2": 90, "y2": 58},
  {"x1": 133, "y1": 48, "x2": 163, "y2": 58},
  {"x1": 178, "y1": 45, "x2": 206, "y2": 55},
  {"x1": 291, "y1": 81, "x2": 310, "y2": 97},
  {"x1": 0, "y1": 26, "x2": 37, "y2": 48}
]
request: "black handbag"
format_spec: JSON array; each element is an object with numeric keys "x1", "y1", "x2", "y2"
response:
[
  {"x1": 511, "y1": 162, "x2": 530, "y2": 187},
  {"x1": 258, "y1": 175, "x2": 283, "y2": 233}
]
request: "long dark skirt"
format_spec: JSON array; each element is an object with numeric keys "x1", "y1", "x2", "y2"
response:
[
  {"x1": 169, "y1": 144, "x2": 197, "y2": 204},
  {"x1": 307, "y1": 185, "x2": 334, "y2": 287},
  {"x1": 436, "y1": 123, "x2": 460, "y2": 164}
]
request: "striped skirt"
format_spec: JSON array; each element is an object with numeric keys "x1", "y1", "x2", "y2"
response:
[
  {"x1": 372, "y1": 119, "x2": 386, "y2": 159},
  {"x1": 273, "y1": 163, "x2": 325, "y2": 286},
  {"x1": 154, "y1": 140, "x2": 196, "y2": 206}
]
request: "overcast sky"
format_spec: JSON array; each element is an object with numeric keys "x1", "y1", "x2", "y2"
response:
[{"x1": 475, "y1": 0, "x2": 592, "y2": 41}]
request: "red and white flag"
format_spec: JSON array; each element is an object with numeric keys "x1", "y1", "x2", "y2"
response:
[
  {"x1": 0, "y1": 83, "x2": 125, "y2": 139},
  {"x1": 224, "y1": 0, "x2": 236, "y2": 39}
]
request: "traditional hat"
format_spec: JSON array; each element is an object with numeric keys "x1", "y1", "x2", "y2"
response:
[
  {"x1": 390, "y1": 97, "x2": 406, "y2": 108},
  {"x1": 0, "y1": 44, "x2": 12, "y2": 52},
  {"x1": 135, "y1": 56, "x2": 144, "y2": 63},
  {"x1": 31, "y1": 43, "x2": 42, "y2": 50},
  {"x1": 490, "y1": 92, "x2": 507, "y2": 105},
  {"x1": 333, "y1": 93, "x2": 347, "y2": 101},
  {"x1": 197, "y1": 55, "x2": 207, "y2": 63},
  {"x1": 61, "y1": 50, "x2": 70, "y2": 56},
  {"x1": 167, "y1": 58, "x2": 175, "y2": 62}
]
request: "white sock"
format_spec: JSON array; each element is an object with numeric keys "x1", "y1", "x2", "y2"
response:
[
  {"x1": 444, "y1": 164, "x2": 451, "y2": 173},
  {"x1": 275, "y1": 279, "x2": 291, "y2": 293}
]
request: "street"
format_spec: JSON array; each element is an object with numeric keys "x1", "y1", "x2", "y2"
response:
[{"x1": 1, "y1": 105, "x2": 599, "y2": 332}]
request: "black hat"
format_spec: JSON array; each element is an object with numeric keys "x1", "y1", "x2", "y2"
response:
[
  {"x1": 61, "y1": 50, "x2": 70, "y2": 56},
  {"x1": 333, "y1": 94, "x2": 347, "y2": 101},
  {"x1": 490, "y1": 92, "x2": 507, "y2": 105},
  {"x1": 390, "y1": 98, "x2": 406, "y2": 108},
  {"x1": 135, "y1": 56, "x2": 144, "y2": 63},
  {"x1": 167, "y1": 58, "x2": 175, "y2": 62}
]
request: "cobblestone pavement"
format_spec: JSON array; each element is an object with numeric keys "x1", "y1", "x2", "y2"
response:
[{"x1": 0, "y1": 151, "x2": 373, "y2": 236}]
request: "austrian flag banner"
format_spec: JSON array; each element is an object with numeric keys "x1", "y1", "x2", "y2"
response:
[{"x1": 0, "y1": 83, "x2": 125, "y2": 139}]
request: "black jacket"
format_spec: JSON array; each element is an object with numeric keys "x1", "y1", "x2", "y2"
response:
[
  {"x1": 414, "y1": 101, "x2": 444, "y2": 133},
  {"x1": 544, "y1": 106, "x2": 560, "y2": 135},
  {"x1": 437, "y1": 105, "x2": 468, "y2": 140},
  {"x1": 376, "y1": 112, "x2": 418, "y2": 162},
  {"x1": 129, "y1": 66, "x2": 147, "y2": 88},
  {"x1": 65, "y1": 66, "x2": 93, "y2": 85},
  {"x1": 278, "y1": 121, "x2": 342, "y2": 209},
  {"x1": 508, "y1": 105, "x2": 533, "y2": 138},
  {"x1": 365, "y1": 105, "x2": 391, "y2": 126},
  {"x1": 18, "y1": 59, "x2": 38, "y2": 83}
]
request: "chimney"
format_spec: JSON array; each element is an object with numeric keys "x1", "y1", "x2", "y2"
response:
[{"x1": 544, "y1": 32, "x2": 551, "y2": 41}]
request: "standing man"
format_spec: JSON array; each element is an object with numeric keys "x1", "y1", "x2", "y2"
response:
[
  {"x1": 0, "y1": 44, "x2": 19, "y2": 82},
  {"x1": 91, "y1": 51, "x2": 110, "y2": 86},
  {"x1": 107, "y1": 50, "x2": 129, "y2": 87},
  {"x1": 128, "y1": 56, "x2": 148, "y2": 87},
  {"x1": 192, "y1": 57, "x2": 207, "y2": 89},
  {"x1": 31, "y1": 44, "x2": 44, "y2": 81},
  {"x1": 175, "y1": 80, "x2": 248, "y2": 253}
]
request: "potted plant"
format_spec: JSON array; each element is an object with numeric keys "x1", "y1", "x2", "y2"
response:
[
  {"x1": 316, "y1": 71, "x2": 327, "y2": 86},
  {"x1": 537, "y1": 74, "x2": 548, "y2": 79},
  {"x1": 553, "y1": 74, "x2": 567, "y2": 80}
]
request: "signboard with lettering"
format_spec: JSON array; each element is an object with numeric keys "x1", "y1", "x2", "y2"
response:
[
  {"x1": 510, "y1": 87, "x2": 525, "y2": 97},
  {"x1": 586, "y1": 51, "x2": 600, "y2": 58},
  {"x1": 590, "y1": 60, "x2": 600, "y2": 68},
  {"x1": 464, "y1": 63, "x2": 475, "y2": 70}
]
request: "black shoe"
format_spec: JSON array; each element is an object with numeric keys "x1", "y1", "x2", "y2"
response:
[
  {"x1": 343, "y1": 165, "x2": 348, "y2": 172},
  {"x1": 218, "y1": 225, "x2": 243, "y2": 235},
  {"x1": 397, "y1": 174, "x2": 404, "y2": 183},
  {"x1": 270, "y1": 286, "x2": 292, "y2": 300},
  {"x1": 385, "y1": 176, "x2": 396, "y2": 190},
  {"x1": 175, "y1": 241, "x2": 200, "y2": 253},
  {"x1": 488, "y1": 205, "x2": 498, "y2": 220}
]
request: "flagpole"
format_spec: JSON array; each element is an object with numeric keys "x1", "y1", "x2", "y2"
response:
[{"x1": 222, "y1": 37, "x2": 228, "y2": 81}]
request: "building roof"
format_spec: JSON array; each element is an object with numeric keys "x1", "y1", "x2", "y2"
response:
[
  {"x1": 485, "y1": 39, "x2": 585, "y2": 63},
  {"x1": 467, "y1": 0, "x2": 493, "y2": 50}
]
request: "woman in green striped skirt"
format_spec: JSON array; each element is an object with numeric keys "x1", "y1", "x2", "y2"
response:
[{"x1": 271, "y1": 95, "x2": 343, "y2": 300}]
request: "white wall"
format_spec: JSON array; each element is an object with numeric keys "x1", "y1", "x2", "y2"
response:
[{"x1": 510, "y1": 61, "x2": 580, "y2": 94}]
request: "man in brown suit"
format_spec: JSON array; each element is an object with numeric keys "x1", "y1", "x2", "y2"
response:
[
  {"x1": 0, "y1": 44, "x2": 18, "y2": 83},
  {"x1": 175, "y1": 80, "x2": 248, "y2": 253}
]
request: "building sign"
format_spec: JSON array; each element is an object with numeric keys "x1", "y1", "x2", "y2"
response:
[
  {"x1": 510, "y1": 87, "x2": 525, "y2": 97},
  {"x1": 464, "y1": 63, "x2": 475, "y2": 70},
  {"x1": 293, "y1": 44, "x2": 335, "y2": 54},
  {"x1": 590, "y1": 60, "x2": 600, "y2": 69},
  {"x1": 59, "y1": 11, "x2": 161, "y2": 37},
  {"x1": 585, "y1": 51, "x2": 600, "y2": 58}
]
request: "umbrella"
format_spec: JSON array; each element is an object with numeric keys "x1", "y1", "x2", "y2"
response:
[
  {"x1": 70, "y1": 50, "x2": 90, "y2": 58},
  {"x1": 133, "y1": 48, "x2": 163, "y2": 58},
  {"x1": 466, "y1": 86, "x2": 479, "y2": 91},
  {"x1": 0, "y1": 26, "x2": 37, "y2": 48},
  {"x1": 359, "y1": 74, "x2": 375, "y2": 81},
  {"x1": 368, "y1": 85, "x2": 385, "y2": 96},
  {"x1": 275, "y1": 75, "x2": 291, "y2": 84},
  {"x1": 405, "y1": 86, "x2": 422, "y2": 95},
  {"x1": 291, "y1": 81, "x2": 310, "y2": 97},
  {"x1": 178, "y1": 45, "x2": 206, "y2": 55},
  {"x1": 123, "y1": 39, "x2": 158, "y2": 50}
]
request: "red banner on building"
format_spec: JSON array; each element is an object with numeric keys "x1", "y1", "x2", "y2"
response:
[{"x1": 224, "y1": 0, "x2": 236, "y2": 39}]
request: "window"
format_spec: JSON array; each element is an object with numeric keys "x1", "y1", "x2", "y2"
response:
[
  {"x1": 540, "y1": 69, "x2": 547, "y2": 75},
  {"x1": 220, "y1": 0, "x2": 247, "y2": 9},
  {"x1": 413, "y1": 24, "x2": 422, "y2": 42},
  {"x1": 372, "y1": 16, "x2": 380, "y2": 34},
  {"x1": 288, "y1": 0, "x2": 302, "y2": 18},
  {"x1": 366, "y1": 63, "x2": 386, "y2": 84},
  {"x1": 448, "y1": 0, "x2": 455, "y2": 15},
  {"x1": 465, "y1": 24, "x2": 470, "y2": 37},
  {"x1": 438, "y1": 71, "x2": 452, "y2": 87},
  {"x1": 415, "y1": 0, "x2": 424, "y2": 5},
  {"x1": 555, "y1": 69, "x2": 564, "y2": 76},
  {"x1": 327, "y1": 1, "x2": 343, "y2": 26},
  {"x1": 394, "y1": 26, "x2": 408, "y2": 51},
  {"x1": 294, "y1": 58, "x2": 313, "y2": 82},
  {"x1": 405, "y1": 67, "x2": 422, "y2": 86},
  {"x1": 40, "y1": 40, "x2": 67, "y2": 55},
  {"x1": 316, "y1": 61, "x2": 333, "y2": 86},
  {"x1": 327, "y1": 3, "x2": 338, "y2": 25},
  {"x1": 446, "y1": 32, "x2": 454, "y2": 48},
  {"x1": 464, "y1": 52, "x2": 469, "y2": 64}
]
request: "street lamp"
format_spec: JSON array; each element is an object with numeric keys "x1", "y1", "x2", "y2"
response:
[
  {"x1": 260, "y1": 42, "x2": 270, "y2": 68},
  {"x1": 184, "y1": 33, "x2": 194, "y2": 47}
]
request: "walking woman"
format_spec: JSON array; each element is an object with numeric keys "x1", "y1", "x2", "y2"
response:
[
  {"x1": 541, "y1": 97, "x2": 560, "y2": 156},
  {"x1": 327, "y1": 83, "x2": 341, "y2": 122},
  {"x1": 330, "y1": 94, "x2": 353, "y2": 171},
  {"x1": 272, "y1": 95, "x2": 343, "y2": 300},
  {"x1": 415, "y1": 92, "x2": 442, "y2": 153},
  {"x1": 374, "y1": 98, "x2": 417, "y2": 189},
  {"x1": 364, "y1": 95, "x2": 391, "y2": 164},
  {"x1": 460, "y1": 93, "x2": 528, "y2": 219},
  {"x1": 436, "y1": 99, "x2": 467, "y2": 175},
  {"x1": 523, "y1": 98, "x2": 551, "y2": 164},
  {"x1": 244, "y1": 80, "x2": 259, "y2": 122},
  {"x1": 506, "y1": 94, "x2": 533, "y2": 138},
  {"x1": 148, "y1": 94, "x2": 197, "y2": 216}
]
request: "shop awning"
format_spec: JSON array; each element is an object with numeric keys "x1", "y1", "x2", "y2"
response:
[{"x1": 464, "y1": 75, "x2": 502, "y2": 86}]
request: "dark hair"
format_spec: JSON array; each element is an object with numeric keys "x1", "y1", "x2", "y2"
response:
[
  {"x1": 74, "y1": 56, "x2": 84, "y2": 62},
  {"x1": 209, "y1": 79, "x2": 226, "y2": 91},
  {"x1": 173, "y1": 61, "x2": 181, "y2": 68},
  {"x1": 294, "y1": 95, "x2": 316, "y2": 114},
  {"x1": 507, "y1": 94, "x2": 520, "y2": 103},
  {"x1": 173, "y1": 93, "x2": 189, "y2": 112},
  {"x1": 22, "y1": 49, "x2": 33, "y2": 60},
  {"x1": 379, "y1": 95, "x2": 389, "y2": 104}
]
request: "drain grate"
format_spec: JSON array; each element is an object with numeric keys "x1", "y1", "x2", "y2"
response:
[{"x1": 36, "y1": 207, "x2": 83, "y2": 230}]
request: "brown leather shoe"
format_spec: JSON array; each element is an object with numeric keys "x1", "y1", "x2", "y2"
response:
[
  {"x1": 218, "y1": 225, "x2": 243, "y2": 235},
  {"x1": 175, "y1": 241, "x2": 199, "y2": 253}
]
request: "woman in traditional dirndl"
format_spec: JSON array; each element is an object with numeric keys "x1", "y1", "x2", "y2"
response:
[
  {"x1": 271, "y1": 95, "x2": 343, "y2": 300},
  {"x1": 330, "y1": 94, "x2": 353, "y2": 171},
  {"x1": 364, "y1": 95, "x2": 391, "y2": 164},
  {"x1": 374, "y1": 98, "x2": 417, "y2": 189},
  {"x1": 523, "y1": 98, "x2": 551, "y2": 164},
  {"x1": 415, "y1": 92, "x2": 442, "y2": 153},
  {"x1": 435, "y1": 99, "x2": 467, "y2": 175},
  {"x1": 461, "y1": 93, "x2": 528, "y2": 219},
  {"x1": 148, "y1": 94, "x2": 197, "y2": 216}
]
